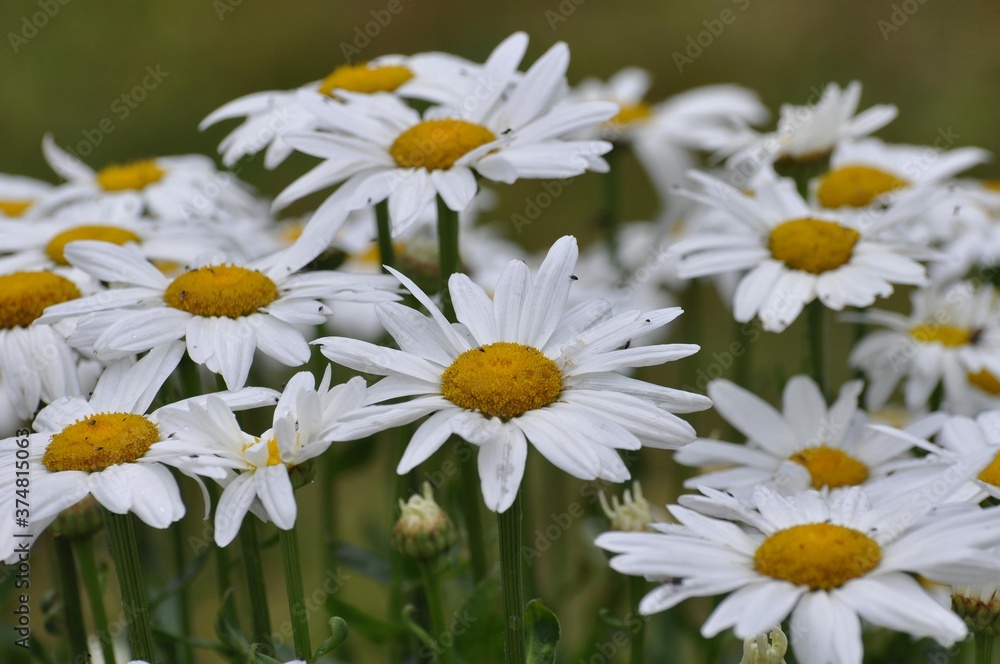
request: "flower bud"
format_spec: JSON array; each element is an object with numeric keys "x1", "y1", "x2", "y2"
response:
[
  {"x1": 599, "y1": 482, "x2": 653, "y2": 532},
  {"x1": 953, "y1": 584, "x2": 1000, "y2": 636},
  {"x1": 51, "y1": 496, "x2": 104, "y2": 540},
  {"x1": 740, "y1": 626, "x2": 788, "y2": 664},
  {"x1": 392, "y1": 482, "x2": 456, "y2": 559}
]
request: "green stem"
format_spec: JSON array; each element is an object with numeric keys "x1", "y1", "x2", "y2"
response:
[
  {"x1": 279, "y1": 525, "x2": 312, "y2": 660},
  {"x1": 208, "y1": 484, "x2": 238, "y2": 626},
  {"x1": 977, "y1": 633, "x2": 996, "y2": 664},
  {"x1": 804, "y1": 299, "x2": 826, "y2": 398},
  {"x1": 102, "y1": 509, "x2": 155, "y2": 662},
  {"x1": 54, "y1": 536, "x2": 89, "y2": 661},
  {"x1": 628, "y1": 576, "x2": 646, "y2": 664},
  {"x1": 238, "y1": 518, "x2": 273, "y2": 651},
  {"x1": 498, "y1": 492, "x2": 525, "y2": 664},
  {"x1": 375, "y1": 199, "x2": 396, "y2": 272},
  {"x1": 76, "y1": 537, "x2": 117, "y2": 664},
  {"x1": 170, "y1": 518, "x2": 193, "y2": 664},
  {"x1": 458, "y1": 442, "x2": 488, "y2": 583},
  {"x1": 601, "y1": 147, "x2": 622, "y2": 270},
  {"x1": 437, "y1": 196, "x2": 460, "y2": 319},
  {"x1": 419, "y1": 560, "x2": 452, "y2": 664}
]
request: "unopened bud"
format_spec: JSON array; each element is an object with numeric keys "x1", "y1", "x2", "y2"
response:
[
  {"x1": 51, "y1": 496, "x2": 103, "y2": 540},
  {"x1": 953, "y1": 584, "x2": 1000, "y2": 636},
  {"x1": 599, "y1": 482, "x2": 653, "y2": 532},
  {"x1": 392, "y1": 482, "x2": 456, "y2": 559},
  {"x1": 740, "y1": 626, "x2": 788, "y2": 664}
]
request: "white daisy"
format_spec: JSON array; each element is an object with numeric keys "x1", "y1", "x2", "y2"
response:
[
  {"x1": 596, "y1": 484, "x2": 1000, "y2": 664},
  {"x1": 723, "y1": 81, "x2": 897, "y2": 169},
  {"x1": 0, "y1": 173, "x2": 52, "y2": 219},
  {"x1": 813, "y1": 137, "x2": 990, "y2": 210},
  {"x1": 0, "y1": 266, "x2": 99, "y2": 420},
  {"x1": 317, "y1": 236, "x2": 710, "y2": 512},
  {"x1": 155, "y1": 369, "x2": 368, "y2": 545},
  {"x1": 0, "y1": 343, "x2": 279, "y2": 562},
  {"x1": 200, "y1": 46, "x2": 497, "y2": 169},
  {"x1": 36, "y1": 238, "x2": 399, "y2": 389},
  {"x1": 273, "y1": 37, "x2": 616, "y2": 238},
  {"x1": 849, "y1": 282, "x2": 1000, "y2": 412},
  {"x1": 0, "y1": 198, "x2": 233, "y2": 276},
  {"x1": 671, "y1": 172, "x2": 929, "y2": 332},
  {"x1": 675, "y1": 376, "x2": 935, "y2": 498},
  {"x1": 37, "y1": 135, "x2": 265, "y2": 223}
]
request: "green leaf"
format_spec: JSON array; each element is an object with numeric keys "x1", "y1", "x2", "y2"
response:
[
  {"x1": 247, "y1": 642, "x2": 283, "y2": 664},
  {"x1": 525, "y1": 599, "x2": 560, "y2": 664},
  {"x1": 313, "y1": 617, "x2": 349, "y2": 658}
]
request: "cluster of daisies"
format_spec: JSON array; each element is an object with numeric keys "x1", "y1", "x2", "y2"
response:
[{"x1": 3, "y1": 29, "x2": 1000, "y2": 664}]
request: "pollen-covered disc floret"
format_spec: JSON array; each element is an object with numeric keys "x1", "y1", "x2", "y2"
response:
[
  {"x1": 164, "y1": 265, "x2": 280, "y2": 318},
  {"x1": 318, "y1": 63, "x2": 414, "y2": 97},
  {"x1": 45, "y1": 225, "x2": 141, "y2": 265},
  {"x1": 754, "y1": 523, "x2": 881, "y2": 590},
  {"x1": 769, "y1": 218, "x2": 860, "y2": 274},
  {"x1": 441, "y1": 342, "x2": 562, "y2": 420},
  {"x1": 0, "y1": 271, "x2": 81, "y2": 329},
  {"x1": 42, "y1": 412, "x2": 160, "y2": 473},
  {"x1": 96, "y1": 159, "x2": 165, "y2": 191},
  {"x1": 609, "y1": 102, "x2": 653, "y2": 127},
  {"x1": 389, "y1": 119, "x2": 497, "y2": 171},
  {"x1": 788, "y1": 445, "x2": 869, "y2": 489},
  {"x1": 910, "y1": 324, "x2": 971, "y2": 347},
  {"x1": 816, "y1": 165, "x2": 908, "y2": 209}
]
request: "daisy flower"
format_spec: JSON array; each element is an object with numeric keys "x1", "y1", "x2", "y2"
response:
[
  {"x1": 274, "y1": 36, "x2": 616, "y2": 238},
  {"x1": 37, "y1": 135, "x2": 264, "y2": 223},
  {"x1": 37, "y1": 238, "x2": 399, "y2": 389},
  {"x1": 813, "y1": 137, "x2": 990, "y2": 210},
  {"x1": 318, "y1": 236, "x2": 710, "y2": 512},
  {"x1": 0, "y1": 343, "x2": 278, "y2": 562},
  {"x1": 596, "y1": 484, "x2": 1000, "y2": 664},
  {"x1": 675, "y1": 376, "x2": 933, "y2": 498},
  {"x1": 671, "y1": 172, "x2": 929, "y2": 332},
  {"x1": 0, "y1": 198, "x2": 234, "y2": 275},
  {"x1": 723, "y1": 81, "x2": 897, "y2": 170},
  {"x1": 850, "y1": 282, "x2": 1000, "y2": 411},
  {"x1": 0, "y1": 266, "x2": 99, "y2": 420},
  {"x1": 0, "y1": 173, "x2": 52, "y2": 219},
  {"x1": 155, "y1": 369, "x2": 368, "y2": 545},
  {"x1": 200, "y1": 45, "x2": 496, "y2": 169}
]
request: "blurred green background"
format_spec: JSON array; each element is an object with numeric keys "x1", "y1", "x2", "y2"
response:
[{"x1": 1, "y1": 0, "x2": 998, "y2": 662}]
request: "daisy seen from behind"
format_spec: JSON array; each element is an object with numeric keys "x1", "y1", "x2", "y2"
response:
[
  {"x1": 318, "y1": 236, "x2": 711, "y2": 512},
  {"x1": 37, "y1": 237, "x2": 400, "y2": 389},
  {"x1": 596, "y1": 484, "x2": 1000, "y2": 664}
]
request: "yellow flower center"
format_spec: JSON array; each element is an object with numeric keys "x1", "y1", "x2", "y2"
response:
[
  {"x1": 909, "y1": 324, "x2": 971, "y2": 347},
  {"x1": 389, "y1": 119, "x2": 497, "y2": 171},
  {"x1": 983, "y1": 181, "x2": 1000, "y2": 193},
  {"x1": 788, "y1": 446, "x2": 869, "y2": 489},
  {"x1": 317, "y1": 63, "x2": 414, "y2": 97},
  {"x1": 45, "y1": 225, "x2": 142, "y2": 266},
  {"x1": 96, "y1": 159, "x2": 165, "y2": 192},
  {"x1": 266, "y1": 438, "x2": 282, "y2": 467},
  {"x1": 768, "y1": 218, "x2": 861, "y2": 274},
  {"x1": 441, "y1": 342, "x2": 563, "y2": 420},
  {"x1": 164, "y1": 265, "x2": 279, "y2": 318},
  {"x1": 969, "y1": 369, "x2": 1000, "y2": 396},
  {"x1": 754, "y1": 523, "x2": 882, "y2": 590},
  {"x1": 816, "y1": 165, "x2": 909, "y2": 209},
  {"x1": 0, "y1": 272, "x2": 81, "y2": 329},
  {"x1": 977, "y1": 451, "x2": 1000, "y2": 487},
  {"x1": 43, "y1": 413, "x2": 160, "y2": 473},
  {"x1": 0, "y1": 199, "x2": 33, "y2": 217},
  {"x1": 609, "y1": 102, "x2": 653, "y2": 127}
]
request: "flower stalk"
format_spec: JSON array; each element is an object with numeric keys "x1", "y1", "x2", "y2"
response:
[{"x1": 102, "y1": 508, "x2": 156, "y2": 661}]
